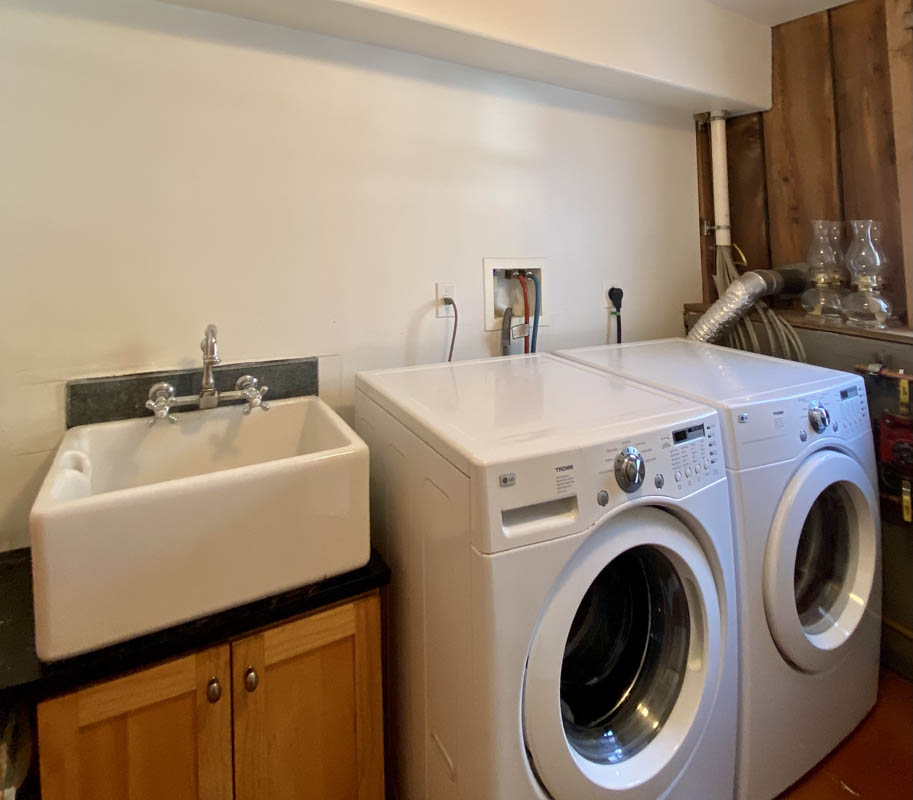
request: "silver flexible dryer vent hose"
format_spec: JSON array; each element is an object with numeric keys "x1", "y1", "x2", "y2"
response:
[{"x1": 688, "y1": 270, "x2": 790, "y2": 344}]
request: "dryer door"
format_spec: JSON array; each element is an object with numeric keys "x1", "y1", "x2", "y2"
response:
[
  {"x1": 523, "y1": 507, "x2": 723, "y2": 800},
  {"x1": 764, "y1": 450, "x2": 879, "y2": 673}
]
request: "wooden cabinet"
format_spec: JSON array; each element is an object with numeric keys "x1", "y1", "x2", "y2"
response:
[
  {"x1": 232, "y1": 593, "x2": 384, "y2": 800},
  {"x1": 37, "y1": 645, "x2": 232, "y2": 800},
  {"x1": 37, "y1": 592, "x2": 384, "y2": 800}
]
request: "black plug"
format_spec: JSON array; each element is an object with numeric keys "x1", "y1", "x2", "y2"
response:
[{"x1": 608, "y1": 286, "x2": 624, "y2": 312}]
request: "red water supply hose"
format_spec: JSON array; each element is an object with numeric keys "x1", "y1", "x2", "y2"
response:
[{"x1": 515, "y1": 273, "x2": 530, "y2": 353}]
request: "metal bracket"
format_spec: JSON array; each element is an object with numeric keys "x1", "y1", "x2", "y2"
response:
[
  {"x1": 701, "y1": 219, "x2": 731, "y2": 236},
  {"x1": 511, "y1": 323, "x2": 530, "y2": 340}
]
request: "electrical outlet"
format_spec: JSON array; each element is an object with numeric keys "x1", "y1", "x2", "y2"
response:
[
  {"x1": 482, "y1": 258, "x2": 547, "y2": 331},
  {"x1": 436, "y1": 282, "x2": 456, "y2": 318}
]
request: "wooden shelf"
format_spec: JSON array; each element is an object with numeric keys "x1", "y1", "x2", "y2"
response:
[{"x1": 164, "y1": 0, "x2": 771, "y2": 113}]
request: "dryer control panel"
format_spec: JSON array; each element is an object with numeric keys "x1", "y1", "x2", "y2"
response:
[
  {"x1": 723, "y1": 375, "x2": 871, "y2": 470},
  {"x1": 480, "y1": 409, "x2": 726, "y2": 552}
]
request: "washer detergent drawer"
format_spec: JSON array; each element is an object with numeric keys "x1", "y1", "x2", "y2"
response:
[{"x1": 500, "y1": 496, "x2": 580, "y2": 539}]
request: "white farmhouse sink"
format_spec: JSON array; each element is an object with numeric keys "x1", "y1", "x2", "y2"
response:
[{"x1": 30, "y1": 396, "x2": 369, "y2": 661}]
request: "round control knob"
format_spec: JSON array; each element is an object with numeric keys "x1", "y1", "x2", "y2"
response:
[
  {"x1": 596, "y1": 489, "x2": 609, "y2": 507},
  {"x1": 654, "y1": 473, "x2": 665, "y2": 489},
  {"x1": 614, "y1": 446, "x2": 646, "y2": 493},
  {"x1": 808, "y1": 402, "x2": 830, "y2": 433}
]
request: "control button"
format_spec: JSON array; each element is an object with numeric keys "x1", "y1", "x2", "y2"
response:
[
  {"x1": 703, "y1": 460, "x2": 710, "y2": 470},
  {"x1": 674, "y1": 470, "x2": 682, "y2": 482},
  {"x1": 738, "y1": 413, "x2": 749, "y2": 423},
  {"x1": 596, "y1": 490, "x2": 609, "y2": 507},
  {"x1": 833, "y1": 420, "x2": 839, "y2": 432},
  {"x1": 685, "y1": 466, "x2": 693, "y2": 477},
  {"x1": 694, "y1": 463, "x2": 701, "y2": 474},
  {"x1": 654, "y1": 473, "x2": 665, "y2": 489},
  {"x1": 800, "y1": 430, "x2": 808, "y2": 442}
]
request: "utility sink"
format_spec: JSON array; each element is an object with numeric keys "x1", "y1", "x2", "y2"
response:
[{"x1": 30, "y1": 396, "x2": 369, "y2": 661}]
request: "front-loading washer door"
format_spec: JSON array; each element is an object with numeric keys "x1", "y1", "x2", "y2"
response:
[
  {"x1": 763, "y1": 450, "x2": 879, "y2": 673},
  {"x1": 522, "y1": 507, "x2": 723, "y2": 800}
]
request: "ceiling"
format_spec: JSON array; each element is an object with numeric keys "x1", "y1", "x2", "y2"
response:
[{"x1": 708, "y1": 0, "x2": 854, "y2": 26}]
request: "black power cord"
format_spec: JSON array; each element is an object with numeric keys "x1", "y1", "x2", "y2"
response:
[
  {"x1": 444, "y1": 297, "x2": 459, "y2": 362},
  {"x1": 608, "y1": 286, "x2": 624, "y2": 343},
  {"x1": 499, "y1": 306, "x2": 513, "y2": 356}
]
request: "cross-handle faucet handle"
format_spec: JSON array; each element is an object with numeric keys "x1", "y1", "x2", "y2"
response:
[
  {"x1": 235, "y1": 376, "x2": 270, "y2": 415},
  {"x1": 145, "y1": 382, "x2": 178, "y2": 425}
]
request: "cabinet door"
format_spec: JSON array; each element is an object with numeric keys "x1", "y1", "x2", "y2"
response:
[
  {"x1": 37, "y1": 645, "x2": 232, "y2": 800},
  {"x1": 233, "y1": 592, "x2": 384, "y2": 800}
]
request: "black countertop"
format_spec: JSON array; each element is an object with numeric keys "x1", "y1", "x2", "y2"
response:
[{"x1": 0, "y1": 547, "x2": 389, "y2": 702}]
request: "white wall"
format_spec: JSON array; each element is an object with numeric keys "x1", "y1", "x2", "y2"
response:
[{"x1": 0, "y1": 0, "x2": 701, "y2": 550}]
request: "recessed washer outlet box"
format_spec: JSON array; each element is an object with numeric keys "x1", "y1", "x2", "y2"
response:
[{"x1": 483, "y1": 258, "x2": 548, "y2": 332}]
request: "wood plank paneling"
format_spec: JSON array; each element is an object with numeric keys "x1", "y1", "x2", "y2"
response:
[
  {"x1": 831, "y1": 0, "x2": 908, "y2": 322},
  {"x1": 694, "y1": 0, "x2": 911, "y2": 326},
  {"x1": 763, "y1": 11, "x2": 843, "y2": 266},
  {"x1": 727, "y1": 113, "x2": 772, "y2": 270},
  {"x1": 695, "y1": 120, "x2": 717, "y2": 303},
  {"x1": 884, "y1": 0, "x2": 912, "y2": 324}
]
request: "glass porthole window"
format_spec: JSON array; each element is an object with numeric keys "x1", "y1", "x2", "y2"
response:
[
  {"x1": 793, "y1": 485, "x2": 852, "y2": 634},
  {"x1": 559, "y1": 546, "x2": 690, "y2": 764}
]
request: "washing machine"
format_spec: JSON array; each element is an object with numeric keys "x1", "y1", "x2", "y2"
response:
[
  {"x1": 557, "y1": 339, "x2": 882, "y2": 800},
  {"x1": 354, "y1": 353, "x2": 738, "y2": 800}
]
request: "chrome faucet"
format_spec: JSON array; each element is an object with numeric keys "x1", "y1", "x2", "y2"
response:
[
  {"x1": 199, "y1": 324, "x2": 220, "y2": 409},
  {"x1": 145, "y1": 324, "x2": 270, "y2": 424}
]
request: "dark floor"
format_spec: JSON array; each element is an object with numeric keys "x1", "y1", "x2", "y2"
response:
[{"x1": 778, "y1": 669, "x2": 913, "y2": 799}]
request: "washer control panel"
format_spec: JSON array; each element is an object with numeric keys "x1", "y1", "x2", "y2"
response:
[
  {"x1": 484, "y1": 409, "x2": 725, "y2": 549},
  {"x1": 725, "y1": 376, "x2": 871, "y2": 469},
  {"x1": 594, "y1": 413, "x2": 724, "y2": 500}
]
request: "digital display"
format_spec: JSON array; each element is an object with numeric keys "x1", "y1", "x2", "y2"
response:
[
  {"x1": 673, "y1": 424, "x2": 705, "y2": 444},
  {"x1": 840, "y1": 386, "x2": 859, "y2": 400}
]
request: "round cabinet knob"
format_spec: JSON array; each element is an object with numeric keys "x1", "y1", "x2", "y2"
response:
[
  {"x1": 244, "y1": 666, "x2": 259, "y2": 693},
  {"x1": 808, "y1": 402, "x2": 831, "y2": 433},
  {"x1": 614, "y1": 446, "x2": 646, "y2": 493},
  {"x1": 206, "y1": 677, "x2": 222, "y2": 703}
]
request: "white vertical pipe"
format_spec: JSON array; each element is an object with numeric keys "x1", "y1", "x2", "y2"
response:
[{"x1": 709, "y1": 112, "x2": 731, "y2": 247}]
